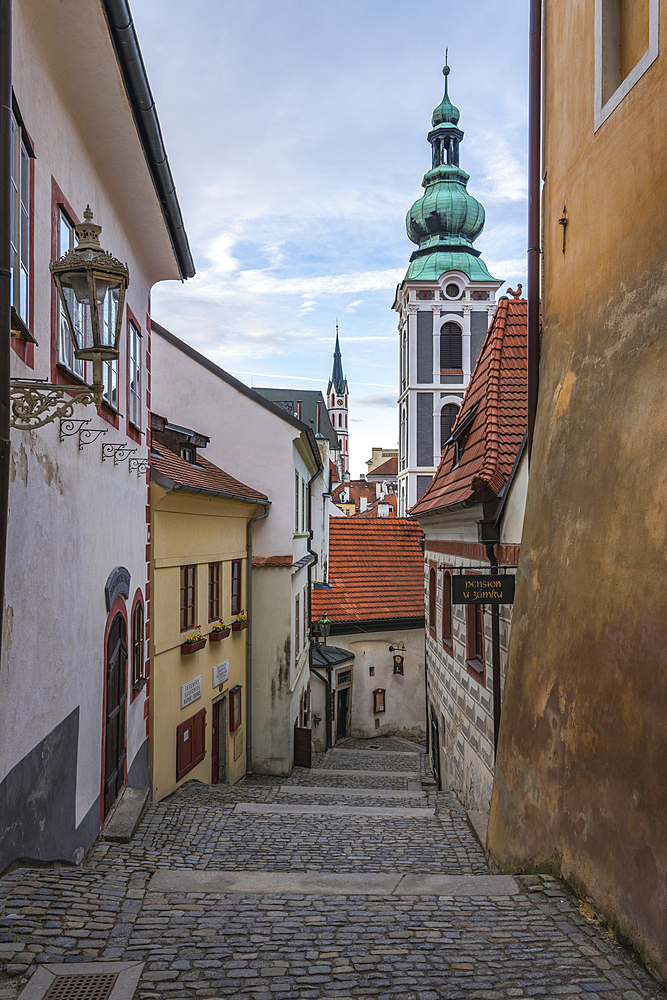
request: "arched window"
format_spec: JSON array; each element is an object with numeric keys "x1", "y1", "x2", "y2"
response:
[
  {"x1": 442, "y1": 571, "x2": 452, "y2": 648},
  {"x1": 440, "y1": 322, "x2": 462, "y2": 369},
  {"x1": 429, "y1": 567, "x2": 436, "y2": 633},
  {"x1": 132, "y1": 600, "x2": 144, "y2": 687},
  {"x1": 440, "y1": 403, "x2": 459, "y2": 448}
]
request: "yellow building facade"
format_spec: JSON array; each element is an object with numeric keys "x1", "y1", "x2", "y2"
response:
[
  {"x1": 149, "y1": 429, "x2": 267, "y2": 802},
  {"x1": 488, "y1": 0, "x2": 667, "y2": 982}
]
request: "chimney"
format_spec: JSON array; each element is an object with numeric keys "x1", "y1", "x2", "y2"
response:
[{"x1": 360, "y1": 497, "x2": 368, "y2": 512}]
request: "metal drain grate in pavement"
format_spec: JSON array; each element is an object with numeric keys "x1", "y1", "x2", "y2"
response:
[{"x1": 43, "y1": 975, "x2": 119, "y2": 1000}]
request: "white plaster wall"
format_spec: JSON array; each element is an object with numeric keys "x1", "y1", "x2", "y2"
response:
[
  {"x1": 152, "y1": 335, "x2": 311, "y2": 559},
  {"x1": 2, "y1": 0, "x2": 180, "y2": 836},
  {"x1": 309, "y1": 629, "x2": 426, "y2": 749},
  {"x1": 344, "y1": 628, "x2": 426, "y2": 740}
]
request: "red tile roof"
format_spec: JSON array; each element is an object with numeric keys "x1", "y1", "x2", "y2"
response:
[
  {"x1": 369, "y1": 456, "x2": 398, "y2": 477},
  {"x1": 150, "y1": 442, "x2": 268, "y2": 504},
  {"x1": 353, "y1": 492, "x2": 398, "y2": 518},
  {"x1": 409, "y1": 297, "x2": 527, "y2": 517},
  {"x1": 332, "y1": 480, "x2": 378, "y2": 508},
  {"x1": 311, "y1": 518, "x2": 425, "y2": 625}
]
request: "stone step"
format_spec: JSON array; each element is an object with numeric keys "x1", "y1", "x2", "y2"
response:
[
  {"x1": 311, "y1": 768, "x2": 420, "y2": 778},
  {"x1": 277, "y1": 784, "x2": 427, "y2": 800},
  {"x1": 233, "y1": 802, "x2": 435, "y2": 819},
  {"x1": 327, "y1": 748, "x2": 420, "y2": 757},
  {"x1": 103, "y1": 786, "x2": 150, "y2": 843},
  {"x1": 149, "y1": 870, "x2": 519, "y2": 896}
]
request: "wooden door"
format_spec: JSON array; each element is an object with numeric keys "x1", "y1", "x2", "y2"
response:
[
  {"x1": 211, "y1": 697, "x2": 227, "y2": 783},
  {"x1": 294, "y1": 724, "x2": 312, "y2": 768},
  {"x1": 211, "y1": 701, "x2": 219, "y2": 783},
  {"x1": 104, "y1": 613, "x2": 127, "y2": 817},
  {"x1": 336, "y1": 687, "x2": 349, "y2": 739}
]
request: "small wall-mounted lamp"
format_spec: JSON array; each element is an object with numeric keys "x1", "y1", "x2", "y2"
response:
[{"x1": 389, "y1": 643, "x2": 405, "y2": 675}]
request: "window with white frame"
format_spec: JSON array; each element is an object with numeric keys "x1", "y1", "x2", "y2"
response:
[
  {"x1": 595, "y1": 0, "x2": 659, "y2": 130},
  {"x1": 129, "y1": 319, "x2": 141, "y2": 427},
  {"x1": 295, "y1": 593, "x2": 300, "y2": 659},
  {"x1": 294, "y1": 471, "x2": 300, "y2": 532},
  {"x1": 56, "y1": 208, "x2": 85, "y2": 379},
  {"x1": 10, "y1": 110, "x2": 31, "y2": 327},
  {"x1": 100, "y1": 287, "x2": 119, "y2": 409},
  {"x1": 303, "y1": 586, "x2": 307, "y2": 648}
]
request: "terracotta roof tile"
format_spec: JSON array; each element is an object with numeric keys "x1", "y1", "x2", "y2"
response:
[
  {"x1": 369, "y1": 457, "x2": 398, "y2": 476},
  {"x1": 311, "y1": 518, "x2": 424, "y2": 625},
  {"x1": 150, "y1": 441, "x2": 268, "y2": 504},
  {"x1": 353, "y1": 492, "x2": 398, "y2": 518},
  {"x1": 409, "y1": 297, "x2": 528, "y2": 517}
]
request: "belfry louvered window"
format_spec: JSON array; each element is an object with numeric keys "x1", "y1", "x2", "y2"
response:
[{"x1": 440, "y1": 322, "x2": 462, "y2": 369}]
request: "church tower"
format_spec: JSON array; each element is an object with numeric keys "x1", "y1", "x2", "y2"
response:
[
  {"x1": 327, "y1": 326, "x2": 349, "y2": 478},
  {"x1": 394, "y1": 59, "x2": 503, "y2": 516}
]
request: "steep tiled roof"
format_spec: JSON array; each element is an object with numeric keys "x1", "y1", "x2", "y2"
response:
[
  {"x1": 150, "y1": 441, "x2": 268, "y2": 504},
  {"x1": 332, "y1": 480, "x2": 378, "y2": 509},
  {"x1": 369, "y1": 457, "x2": 398, "y2": 477},
  {"x1": 354, "y1": 492, "x2": 398, "y2": 518},
  {"x1": 409, "y1": 297, "x2": 527, "y2": 517},
  {"x1": 311, "y1": 518, "x2": 425, "y2": 625}
]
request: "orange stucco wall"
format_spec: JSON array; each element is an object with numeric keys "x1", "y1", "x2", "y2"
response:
[{"x1": 487, "y1": 0, "x2": 667, "y2": 982}]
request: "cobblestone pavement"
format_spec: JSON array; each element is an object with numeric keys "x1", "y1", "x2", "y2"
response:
[{"x1": 0, "y1": 736, "x2": 664, "y2": 1000}]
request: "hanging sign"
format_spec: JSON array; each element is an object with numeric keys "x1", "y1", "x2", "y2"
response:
[{"x1": 452, "y1": 575, "x2": 515, "y2": 605}]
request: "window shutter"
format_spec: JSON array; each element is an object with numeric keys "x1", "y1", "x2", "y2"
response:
[
  {"x1": 440, "y1": 322, "x2": 462, "y2": 368},
  {"x1": 176, "y1": 719, "x2": 194, "y2": 781},
  {"x1": 193, "y1": 708, "x2": 206, "y2": 765}
]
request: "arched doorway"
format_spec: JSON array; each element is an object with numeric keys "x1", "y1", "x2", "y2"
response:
[{"x1": 104, "y1": 613, "x2": 128, "y2": 817}]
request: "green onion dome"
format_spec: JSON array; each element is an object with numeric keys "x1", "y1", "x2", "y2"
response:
[
  {"x1": 406, "y1": 163, "x2": 485, "y2": 253},
  {"x1": 432, "y1": 64, "x2": 460, "y2": 126}
]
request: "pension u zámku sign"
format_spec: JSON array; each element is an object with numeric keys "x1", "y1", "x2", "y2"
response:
[{"x1": 452, "y1": 575, "x2": 515, "y2": 605}]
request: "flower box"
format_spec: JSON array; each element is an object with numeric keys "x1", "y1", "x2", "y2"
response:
[
  {"x1": 181, "y1": 638, "x2": 207, "y2": 654},
  {"x1": 210, "y1": 627, "x2": 231, "y2": 641},
  {"x1": 232, "y1": 620, "x2": 249, "y2": 632}
]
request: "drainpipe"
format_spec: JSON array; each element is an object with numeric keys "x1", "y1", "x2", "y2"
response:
[
  {"x1": 485, "y1": 543, "x2": 502, "y2": 756},
  {"x1": 306, "y1": 459, "x2": 323, "y2": 749},
  {"x1": 246, "y1": 502, "x2": 270, "y2": 772},
  {"x1": 527, "y1": 0, "x2": 542, "y2": 464},
  {"x1": 0, "y1": 0, "x2": 12, "y2": 671}
]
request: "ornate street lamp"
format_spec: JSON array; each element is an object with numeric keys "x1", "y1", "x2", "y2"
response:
[
  {"x1": 11, "y1": 207, "x2": 129, "y2": 429},
  {"x1": 312, "y1": 611, "x2": 331, "y2": 645}
]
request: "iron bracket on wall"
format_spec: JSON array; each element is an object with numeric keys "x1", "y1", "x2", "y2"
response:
[
  {"x1": 10, "y1": 379, "x2": 101, "y2": 431},
  {"x1": 128, "y1": 457, "x2": 148, "y2": 476},
  {"x1": 102, "y1": 442, "x2": 136, "y2": 465}
]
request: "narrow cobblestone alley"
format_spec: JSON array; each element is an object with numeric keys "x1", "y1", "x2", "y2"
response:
[{"x1": 0, "y1": 738, "x2": 663, "y2": 1000}]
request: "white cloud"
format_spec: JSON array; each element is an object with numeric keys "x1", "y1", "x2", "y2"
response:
[
  {"x1": 354, "y1": 392, "x2": 397, "y2": 408},
  {"x1": 346, "y1": 298, "x2": 364, "y2": 312}
]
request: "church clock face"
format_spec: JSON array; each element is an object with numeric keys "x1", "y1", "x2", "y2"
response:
[{"x1": 337, "y1": 399, "x2": 344, "y2": 406}]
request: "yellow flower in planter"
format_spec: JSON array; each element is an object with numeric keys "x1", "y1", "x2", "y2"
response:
[
  {"x1": 235, "y1": 612, "x2": 248, "y2": 622},
  {"x1": 184, "y1": 627, "x2": 204, "y2": 644},
  {"x1": 211, "y1": 621, "x2": 228, "y2": 633}
]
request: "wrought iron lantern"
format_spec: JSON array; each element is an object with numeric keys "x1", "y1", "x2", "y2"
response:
[
  {"x1": 10, "y1": 206, "x2": 129, "y2": 430},
  {"x1": 312, "y1": 611, "x2": 331, "y2": 645},
  {"x1": 50, "y1": 206, "x2": 129, "y2": 388}
]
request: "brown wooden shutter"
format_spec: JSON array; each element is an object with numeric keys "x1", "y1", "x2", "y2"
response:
[
  {"x1": 176, "y1": 719, "x2": 194, "y2": 781},
  {"x1": 193, "y1": 708, "x2": 206, "y2": 765}
]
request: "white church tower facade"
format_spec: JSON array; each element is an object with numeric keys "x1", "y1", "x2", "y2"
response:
[
  {"x1": 327, "y1": 328, "x2": 349, "y2": 479},
  {"x1": 394, "y1": 61, "x2": 503, "y2": 516}
]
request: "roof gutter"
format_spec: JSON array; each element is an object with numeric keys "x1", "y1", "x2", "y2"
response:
[
  {"x1": 527, "y1": 0, "x2": 542, "y2": 463},
  {"x1": 101, "y1": 0, "x2": 195, "y2": 280}
]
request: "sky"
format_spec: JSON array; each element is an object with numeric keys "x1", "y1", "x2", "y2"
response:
[{"x1": 131, "y1": 0, "x2": 529, "y2": 478}]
